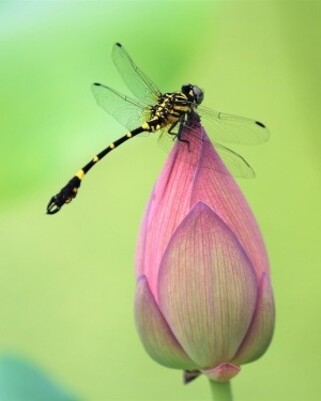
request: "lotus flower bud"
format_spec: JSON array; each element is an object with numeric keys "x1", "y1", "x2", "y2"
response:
[{"x1": 135, "y1": 119, "x2": 275, "y2": 383}]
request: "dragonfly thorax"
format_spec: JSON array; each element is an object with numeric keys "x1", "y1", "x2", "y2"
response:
[{"x1": 147, "y1": 92, "x2": 194, "y2": 131}]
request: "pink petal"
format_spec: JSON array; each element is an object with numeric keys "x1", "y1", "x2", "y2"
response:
[
  {"x1": 232, "y1": 273, "x2": 275, "y2": 365},
  {"x1": 136, "y1": 142, "x2": 197, "y2": 296},
  {"x1": 157, "y1": 202, "x2": 258, "y2": 368},
  {"x1": 202, "y1": 363, "x2": 240, "y2": 382},
  {"x1": 188, "y1": 127, "x2": 270, "y2": 280},
  {"x1": 136, "y1": 124, "x2": 269, "y2": 300},
  {"x1": 135, "y1": 275, "x2": 198, "y2": 370},
  {"x1": 136, "y1": 125, "x2": 228, "y2": 296}
]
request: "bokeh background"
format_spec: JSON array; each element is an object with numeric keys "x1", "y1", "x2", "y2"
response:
[{"x1": 1, "y1": 1, "x2": 320, "y2": 400}]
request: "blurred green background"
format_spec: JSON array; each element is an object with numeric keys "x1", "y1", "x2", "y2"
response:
[{"x1": 0, "y1": 1, "x2": 320, "y2": 400}]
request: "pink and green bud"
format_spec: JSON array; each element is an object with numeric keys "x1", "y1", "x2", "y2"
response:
[{"x1": 135, "y1": 123, "x2": 275, "y2": 382}]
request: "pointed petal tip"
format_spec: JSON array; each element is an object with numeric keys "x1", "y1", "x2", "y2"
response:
[
  {"x1": 232, "y1": 272, "x2": 275, "y2": 365},
  {"x1": 135, "y1": 276, "x2": 197, "y2": 370},
  {"x1": 158, "y1": 201, "x2": 257, "y2": 367},
  {"x1": 183, "y1": 370, "x2": 201, "y2": 384},
  {"x1": 202, "y1": 363, "x2": 240, "y2": 382}
]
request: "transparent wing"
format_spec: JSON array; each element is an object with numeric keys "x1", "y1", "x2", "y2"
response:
[
  {"x1": 91, "y1": 82, "x2": 152, "y2": 131},
  {"x1": 182, "y1": 122, "x2": 256, "y2": 178},
  {"x1": 112, "y1": 43, "x2": 162, "y2": 106},
  {"x1": 213, "y1": 142, "x2": 255, "y2": 178},
  {"x1": 157, "y1": 128, "x2": 177, "y2": 153},
  {"x1": 156, "y1": 121, "x2": 256, "y2": 179},
  {"x1": 198, "y1": 105, "x2": 269, "y2": 145}
]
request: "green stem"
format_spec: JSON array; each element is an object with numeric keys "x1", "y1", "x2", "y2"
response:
[{"x1": 208, "y1": 380, "x2": 233, "y2": 401}]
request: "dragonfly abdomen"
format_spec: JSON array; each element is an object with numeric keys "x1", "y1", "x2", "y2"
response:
[{"x1": 47, "y1": 125, "x2": 147, "y2": 214}]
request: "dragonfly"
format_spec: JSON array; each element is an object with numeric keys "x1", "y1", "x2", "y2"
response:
[{"x1": 46, "y1": 42, "x2": 269, "y2": 215}]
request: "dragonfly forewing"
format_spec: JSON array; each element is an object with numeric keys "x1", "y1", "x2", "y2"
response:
[{"x1": 112, "y1": 43, "x2": 162, "y2": 106}]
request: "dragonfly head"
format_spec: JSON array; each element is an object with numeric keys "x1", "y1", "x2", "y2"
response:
[{"x1": 181, "y1": 84, "x2": 204, "y2": 106}]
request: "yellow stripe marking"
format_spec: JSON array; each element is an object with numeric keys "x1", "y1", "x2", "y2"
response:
[
  {"x1": 76, "y1": 170, "x2": 85, "y2": 180},
  {"x1": 110, "y1": 143, "x2": 115, "y2": 149},
  {"x1": 93, "y1": 155, "x2": 99, "y2": 162},
  {"x1": 127, "y1": 132, "x2": 133, "y2": 138}
]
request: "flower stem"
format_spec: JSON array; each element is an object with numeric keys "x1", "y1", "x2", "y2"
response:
[{"x1": 208, "y1": 380, "x2": 233, "y2": 401}]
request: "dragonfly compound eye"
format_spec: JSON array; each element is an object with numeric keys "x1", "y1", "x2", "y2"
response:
[
  {"x1": 192, "y1": 85, "x2": 204, "y2": 105},
  {"x1": 181, "y1": 84, "x2": 204, "y2": 105}
]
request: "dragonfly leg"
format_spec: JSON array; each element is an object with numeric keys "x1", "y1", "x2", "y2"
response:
[
  {"x1": 177, "y1": 117, "x2": 191, "y2": 151},
  {"x1": 168, "y1": 119, "x2": 190, "y2": 149},
  {"x1": 168, "y1": 121, "x2": 179, "y2": 140}
]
